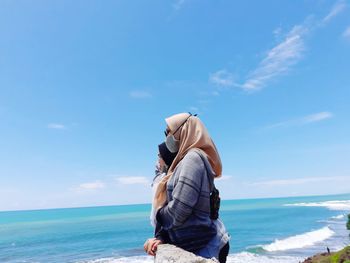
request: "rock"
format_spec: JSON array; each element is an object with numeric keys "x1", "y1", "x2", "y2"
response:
[{"x1": 155, "y1": 244, "x2": 219, "y2": 263}]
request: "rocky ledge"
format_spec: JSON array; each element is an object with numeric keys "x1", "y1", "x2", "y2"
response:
[{"x1": 155, "y1": 244, "x2": 219, "y2": 263}]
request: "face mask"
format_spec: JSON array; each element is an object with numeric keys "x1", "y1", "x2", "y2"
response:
[
  {"x1": 164, "y1": 113, "x2": 197, "y2": 154},
  {"x1": 165, "y1": 134, "x2": 180, "y2": 153}
]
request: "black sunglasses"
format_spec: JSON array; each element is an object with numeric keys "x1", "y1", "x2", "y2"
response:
[{"x1": 164, "y1": 113, "x2": 197, "y2": 136}]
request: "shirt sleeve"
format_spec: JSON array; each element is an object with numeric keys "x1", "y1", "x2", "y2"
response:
[
  {"x1": 156, "y1": 151, "x2": 205, "y2": 230},
  {"x1": 154, "y1": 222, "x2": 170, "y2": 243}
]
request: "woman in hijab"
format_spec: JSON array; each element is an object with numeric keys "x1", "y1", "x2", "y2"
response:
[{"x1": 144, "y1": 113, "x2": 230, "y2": 263}]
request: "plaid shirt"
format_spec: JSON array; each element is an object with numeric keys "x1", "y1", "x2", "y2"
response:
[{"x1": 156, "y1": 148, "x2": 229, "y2": 255}]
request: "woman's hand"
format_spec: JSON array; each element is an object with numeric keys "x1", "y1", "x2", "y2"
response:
[{"x1": 143, "y1": 238, "x2": 163, "y2": 256}]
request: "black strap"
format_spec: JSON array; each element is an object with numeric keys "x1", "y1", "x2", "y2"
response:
[{"x1": 191, "y1": 148, "x2": 220, "y2": 220}]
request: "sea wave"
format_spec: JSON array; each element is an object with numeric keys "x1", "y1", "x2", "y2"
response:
[
  {"x1": 77, "y1": 255, "x2": 154, "y2": 263},
  {"x1": 78, "y1": 252, "x2": 303, "y2": 263},
  {"x1": 261, "y1": 226, "x2": 334, "y2": 252},
  {"x1": 330, "y1": 214, "x2": 346, "y2": 220},
  {"x1": 284, "y1": 200, "x2": 350, "y2": 211},
  {"x1": 226, "y1": 252, "x2": 303, "y2": 263},
  {"x1": 317, "y1": 214, "x2": 347, "y2": 223}
]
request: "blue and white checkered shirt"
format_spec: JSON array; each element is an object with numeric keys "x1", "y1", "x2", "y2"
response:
[{"x1": 156, "y1": 148, "x2": 230, "y2": 258}]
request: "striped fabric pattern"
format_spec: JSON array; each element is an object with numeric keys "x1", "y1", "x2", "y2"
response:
[{"x1": 156, "y1": 149, "x2": 217, "y2": 252}]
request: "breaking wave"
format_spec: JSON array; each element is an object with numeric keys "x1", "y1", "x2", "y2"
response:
[
  {"x1": 284, "y1": 200, "x2": 350, "y2": 211},
  {"x1": 78, "y1": 252, "x2": 303, "y2": 263},
  {"x1": 261, "y1": 226, "x2": 334, "y2": 252}
]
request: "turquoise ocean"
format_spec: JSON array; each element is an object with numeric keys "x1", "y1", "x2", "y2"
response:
[{"x1": 1, "y1": 193, "x2": 350, "y2": 263}]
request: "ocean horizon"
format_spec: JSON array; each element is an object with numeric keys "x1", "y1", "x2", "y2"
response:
[
  {"x1": 2, "y1": 192, "x2": 349, "y2": 213},
  {"x1": 1, "y1": 193, "x2": 350, "y2": 263}
]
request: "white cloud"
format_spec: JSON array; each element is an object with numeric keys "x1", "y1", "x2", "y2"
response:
[
  {"x1": 72, "y1": 180, "x2": 106, "y2": 194},
  {"x1": 77, "y1": 180, "x2": 105, "y2": 190},
  {"x1": 273, "y1": 27, "x2": 283, "y2": 40},
  {"x1": 242, "y1": 24, "x2": 307, "y2": 91},
  {"x1": 303, "y1": 111, "x2": 333, "y2": 123},
  {"x1": 216, "y1": 175, "x2": 233, "y2": 181},
  {"x1": 265, "y1": 111, "x2": 333, "y2": 129},
  {"x1": 189, "y1": 106, "x2": 199, "y2": 112},
  {"x1": 0, "y1": 187, "x2": 20, "y2": 195},
  {"x1": 129, "y1": 91, "x2": 152, "y2": 99},
  {"x1": 249, "y1": 176, "x2": 349, "y2": 187},
  {"x1": 115, "y1": 176, "x2": 150, "y2": 185},
  {"x1": 322, "y1": 0, "x2": 347, "y2": 23},
  {"x1": 212, "y1": 3, "x2": 346, "y2": 93},
  {"x1": 173, "y1": 0, "x2": 185, "y2": 11},
  {"x1": 48, "y1": 123, "x2": 66, "y2": 129},
  {"x1": 209, "y1": 69, "x2": 236, "y2": 87},
  {"x1": 343, "y1": 26, "x2": 350, "y2": 39}
]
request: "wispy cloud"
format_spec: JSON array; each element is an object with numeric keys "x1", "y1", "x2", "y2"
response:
[
  {"x1": 0, "y1": 187, "x2": 20, "y2": 195},
  {"x1": 73, "y1": 180, "x2": 105, "y2": 193},
  {"x1": 173, "y1": 0, "x2": 186, "y2": 11},
  {"x1": 302, "y1": 111, "x2": 333, "y2": 123},
  {"x1": 129, "y1": 91, "x2": 152, "y2": 99},
  {"x1": 48, "y1": 123, "x2": 66, "y2": 130},
  {"x1": 189, "y1": 106, "x2": 199, "y2": 112},
  {"x1": 115, "y1": 176, "x2": 149, "y2": 185},
  {"x1": 265, "y1": 111, "x2": 333, "y2": 129},
  {"x1": 209, "y1": 69, "x2": 236, "y2": 87},
  {"x1": 242, "y1": 24, "x2": 308, "y2": 91},
  {"x1": 210, "y1": 2, "x2": 346, "y2": 93},
  {"x1": 343, "y1": 26, "x2": 350, "y2": 39},
  {"x1": 273, "y1": 27, "x2": 283, "y2": 40},
  {"x1": 217, "y1": 175, "x2": 233, "y2": 181},
  {"x1": 322, "y1": 0, "x2": 347, "y2": 23},
  {"x1": 249, "y1": 176, "x2": 348, "y2": 187}
]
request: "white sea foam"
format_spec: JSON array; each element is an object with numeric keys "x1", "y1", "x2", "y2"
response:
[
  {"x1": 226, "y1": 252, "x2": 303, "y2": 263},
  {"x1": 316, "y1": 213, "x2": 346, "y2": 223},
  {"x1": 79, "y1": 253, "x2": 303, "y2": 263},
  {"x1": 262, "y1": 226, "x2": 334, "y2": 252},
  {"x1": 330, "y1": 214, "x2": 345, "y2": 220},
  {"x1": 284, "y1": 200, "x2": 350, "y2": 211},
  {"x1": 78, "y1": 256, "x2": 154, "y2": 263}
]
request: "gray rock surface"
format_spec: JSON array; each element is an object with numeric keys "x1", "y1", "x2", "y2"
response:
[{"x1": 155, "y1": 244, "x2": 219, "y2": 263}]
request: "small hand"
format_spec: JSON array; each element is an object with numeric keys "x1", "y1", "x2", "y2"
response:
[
  {"x1": 144, "y1": 238, "x2": 156, "y2": 253},
  {"x1": 148, "y1": 239, "x2": 162, "y2": 256},
  {"x1": 143, "y1": 238, "x2": 162, "y2": 256}
]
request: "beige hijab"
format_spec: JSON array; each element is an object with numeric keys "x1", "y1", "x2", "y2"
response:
[{"x1": 153, "y1": 113, "x2": 222, "y2": 210}]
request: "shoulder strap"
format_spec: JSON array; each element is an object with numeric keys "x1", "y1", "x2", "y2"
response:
[
  {"x1": 189, "y1": 148, "x2": 215, "y2": 192},
  {"x1": 190, "y1": 148, "x2": 221, "y2": 220}
]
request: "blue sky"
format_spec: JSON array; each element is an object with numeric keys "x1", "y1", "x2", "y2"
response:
[{"x1": 1, "y1": 0, "x2": 350, "y2": 211}]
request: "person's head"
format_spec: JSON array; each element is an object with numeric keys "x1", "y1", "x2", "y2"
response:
[
  {"x1": 163, "y1": 112, "x2": 222, "y2": 177},
  {"x1": 158, "y1": 142, "x2": 177, "y2": 168},
  {"x1": 164, "y1": 112, "x2": 193, "y2": 153}
]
